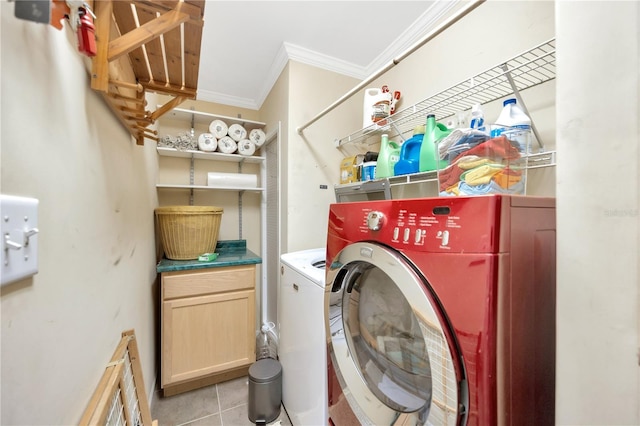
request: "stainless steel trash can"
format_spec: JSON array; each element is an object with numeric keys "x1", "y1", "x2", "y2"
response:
[{"x1": 248, "y1": 358, "x2": 282, "y2": 424}]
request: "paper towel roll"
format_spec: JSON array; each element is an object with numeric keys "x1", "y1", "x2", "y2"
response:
[
  {"x1": 237, "y1": 139, "x2": 256, "y2": 156},
  {"x1": 198, "y1": 133, "x2": 217, "y2": 152},
  {"x1": 209, "y1": 119, "x2": 228, "y2": 138},
  {"x1": 207, "y1": 172, "x2": 258, "y2": 189},
  {"x1": 249, "y1": 128, "x2": 266, "y2": 147},
  {"x1": 228, "y1": 123, "x2": 247, "y2": 141},
  {"x1": 217, "y1": 136, "x2": 237, "y2": 154}
]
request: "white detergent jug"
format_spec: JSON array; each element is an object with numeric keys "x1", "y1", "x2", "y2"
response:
[
  {"x1": 491, "y1": 98, "x2": 532, "y2": 153},
  {"x1": 363, "y1": 88, "x2": 392, "y2": 128}
]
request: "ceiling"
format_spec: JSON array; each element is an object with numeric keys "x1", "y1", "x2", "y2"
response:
[{"x1": 196, "y1": 1, "x2": 459, "y2": 110}]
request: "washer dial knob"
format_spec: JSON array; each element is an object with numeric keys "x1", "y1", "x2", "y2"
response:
[{"x1": 366, "y1": 211, "x2": 385, "y2": 231}]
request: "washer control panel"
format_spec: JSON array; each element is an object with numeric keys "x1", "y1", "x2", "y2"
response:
[
  {"x1": 353, "y1": 202, "x2": 470, "y2": 251},
  {"x1": 332, "y1": 196, "x2": 510, "y2": 254}
]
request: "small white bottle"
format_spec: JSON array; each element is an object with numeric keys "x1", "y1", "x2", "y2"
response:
[{"x1": 469, "y1": 103, "x2": 486, "y2": 132}]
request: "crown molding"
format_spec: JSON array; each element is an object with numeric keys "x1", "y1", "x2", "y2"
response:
[
  {"x1": 254, "y1": 41, "x2": 368, "y2": 110},
  {"x1": 283, "y1": 42, "x2": 368, "y2": 80},
  {"x1": 196, "y1": 89, "x2": 259, "y2": 110},
  {"x1": 253, "y1": 42, "x2": 291, "y2": 110}
]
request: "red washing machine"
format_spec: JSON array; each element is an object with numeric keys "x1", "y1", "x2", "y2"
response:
[{"x1": 324, "y1": 195, "x2": 555, "y2": 426}]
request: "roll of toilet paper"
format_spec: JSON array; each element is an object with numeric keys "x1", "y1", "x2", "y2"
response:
[
  {"x1": 209, "y1": 119, "x2": 228, "y2": 139},
  {"x1": 217, "y1": 136, "x2": 237, "y2": 154},
  {"x1": 197, "y1": 133, "x2": 217, "y2": 152},
  {"x1": 249, "y1": 128, "x2": 266, "y2": 147},
  {"x1": 228, "y1": 123, "x2": 247, "y2": 142},
  {"x1": 237, "y1": 139, "x2": 256, "y2": 156},
  {"x1": 207, "y1": 172, "x2": 258, "y2": 189}
]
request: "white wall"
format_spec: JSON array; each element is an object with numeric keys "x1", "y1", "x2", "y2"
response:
[
  {"x1": 277, "y1": 62, "x2": 361, "y2": 253},
  {"x1": 556, "y1": 1, "x2": 640, "y2": 424},
  {"x1": 0, "y1": 4, "x2": 158, "y2": 424}
]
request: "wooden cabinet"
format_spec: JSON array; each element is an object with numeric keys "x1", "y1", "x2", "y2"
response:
[{"x1": 160, "y1": 264, "x2": 256, "y2": 395}]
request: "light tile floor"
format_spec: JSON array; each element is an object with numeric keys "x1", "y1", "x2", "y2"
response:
[{"x1": 150, "y1": 376, "x2": 292, "y2": 426}]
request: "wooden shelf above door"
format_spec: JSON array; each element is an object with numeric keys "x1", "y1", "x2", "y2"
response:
[{"x1": 90, "y1": 0, "x2": 205, "y2": 145}]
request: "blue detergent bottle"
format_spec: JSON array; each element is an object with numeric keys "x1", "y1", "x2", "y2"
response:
[{"x1": 394, "y1": 126, "x2": 425, "y2": 176}]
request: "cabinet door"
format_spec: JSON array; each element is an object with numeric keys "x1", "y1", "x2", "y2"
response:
[{"x1": 162, "y1": 289, "x2": 256, "y2": 387}]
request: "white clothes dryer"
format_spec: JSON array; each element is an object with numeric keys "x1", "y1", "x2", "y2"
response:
[{"x1": 279, "y1": 248, "x2": 327, "y2": 426}]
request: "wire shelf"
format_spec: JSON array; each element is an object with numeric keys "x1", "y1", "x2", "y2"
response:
[{"x1": 338, "y1": 38, "x2": 556, "y2": 146}]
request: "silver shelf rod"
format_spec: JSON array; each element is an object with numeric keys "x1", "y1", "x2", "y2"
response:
[{"x1": 296, "y1": 0, "x2": 486, "y2": 135}]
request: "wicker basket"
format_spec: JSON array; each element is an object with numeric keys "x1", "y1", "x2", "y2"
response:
[{"x1": 155, "y1": 206, "x2": 223, "y2": 260}]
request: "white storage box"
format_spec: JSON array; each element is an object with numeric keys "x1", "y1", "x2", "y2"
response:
[{"x1": 207, "y1": 172, "x2": 258, "y2": 189}]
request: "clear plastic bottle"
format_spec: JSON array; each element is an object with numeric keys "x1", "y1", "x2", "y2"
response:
[{"x1": 256, "y1": 323, "x2": 278, "y2": 360}]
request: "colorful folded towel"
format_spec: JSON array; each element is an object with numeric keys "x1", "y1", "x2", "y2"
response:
[
  {"x1": 457, "y1": 156, "x2": 492, "y2": 170},
  {"x1": 451, "y1": 136, "x2": 521, "y2": 164},
  {"x1": 458, "y1": 179, "x2": 525, "y2": 195},
  {"x1": 493, "y1": 167, "x2": 522, "y2": 189},
  {"x1": 462, "y1": 164, "x2": 504, "y2": 186}
]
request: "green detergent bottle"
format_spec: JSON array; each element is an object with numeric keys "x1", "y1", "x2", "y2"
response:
[
  {"x1": 374, "y1": 133, "x2": 401, "y2": 179},
  {"x1": 419, "y1": 114, "x2": 451, "y2": 172}
]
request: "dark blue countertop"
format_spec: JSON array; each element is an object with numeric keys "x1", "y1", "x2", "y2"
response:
[{"x1": 156, "y1": 240, "x2": 262, "y2": 273}]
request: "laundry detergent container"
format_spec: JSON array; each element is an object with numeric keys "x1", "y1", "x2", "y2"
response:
[
  {"x1": 248, "y1": 358, "x2": 282, "y2": 424},
  {"x1": 155, "y1": 206, "x2": 223, "y2": 260},
  {"x1": 394, "y1": 133, "x2": 424, "y2": 176}
]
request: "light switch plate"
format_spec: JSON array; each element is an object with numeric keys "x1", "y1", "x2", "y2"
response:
[{"x1": 1, "y1": 194, "x2": 39, "y2": 286}]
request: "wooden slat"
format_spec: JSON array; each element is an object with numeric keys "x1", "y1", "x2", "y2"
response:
[
  {"x1": 140, "y1": 80, "x2": 196, "y2": 98},
  {"x1": 108, "y1": 10, "x2": 189, "y2": 63},
  {"x1": 107, "y1": 91, "x2": 146, "y2": 105},
  {"x1": 112, "y1": 1, "x2": 150, "y2": 82},
  {"x1": 79, "y1": 334, "x2": 131, "y2": 426},
  {"x1": 150, "y1": 96, "x2": 186, "y2": 121},
  {"x1": 124, "y1": 330, "x2": 153, "y2": 426},
  {"x1": 109, "y1": 79, "x2": 143, "y2": 92},
  {"x1": 91, "y1": 0, "x2": 112, "y2": 92},
  {"x1": 183, "y1": 19, "x2": 202, "y2": 90},
  {"x1": 163, "y1": 25, "x2": 182, "y2": 87},
  {"x1": 181, "y1": 1, "x2": 204, "y2": 91},
  {"x1": 87, "y1": 364, "x2": 124, "y2": 426},
  {"x1": 136, "y1": 125, "x2": 157, "y2": 135},
  {"x1": 102, "y1": 94, "x2": 144, "y2": 139},
  {"x1": 118, "y1": 103, "x2": 148, "y2": 114},
  {"x1": 134, "y1": 1, "x2": 203, "y2": 22},
  {"x1": 135, "y1": 6, "x2": 167, "y2": 84}
]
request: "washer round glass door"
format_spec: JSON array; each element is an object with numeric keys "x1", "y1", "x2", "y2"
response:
[{"x1": 328, "y1": 242, "x2": 459, "y2": 426}]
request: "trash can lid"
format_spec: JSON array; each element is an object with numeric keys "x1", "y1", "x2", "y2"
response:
[{"x1": 249, "y1": 358, "x2": 282, "y2": 383}]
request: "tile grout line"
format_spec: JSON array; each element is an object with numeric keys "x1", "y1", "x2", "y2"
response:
[
  {"x1": 216, "y1": 383, "x2": 224, "y2": 426},
  {"x1": 175, "y1": 413, "x2": 218, "y2": 426},
  {"x1": 221, "y1": 402, "x2": 248, "y2": 413}
]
